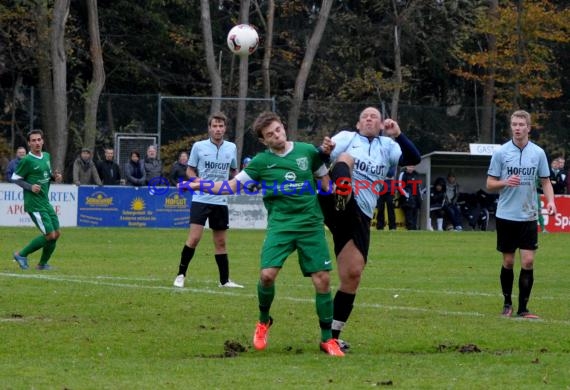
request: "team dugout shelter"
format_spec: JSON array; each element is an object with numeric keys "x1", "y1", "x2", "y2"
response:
[{"x1": 414, "y1": 145, "x2": 499, "y2": 230}]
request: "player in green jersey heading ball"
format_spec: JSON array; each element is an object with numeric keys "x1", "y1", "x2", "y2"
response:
[{"x1": 182, "y1": 111, "x2": 343, "y2": 356}]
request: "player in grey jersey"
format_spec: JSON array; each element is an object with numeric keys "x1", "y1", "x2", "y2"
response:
[
  {"x1": 319, "y1": 107, "x2": 421, "y2": 350},
  {"x1": 173, "y1": 112, "x2": 243, "y2": 289},
  {"x1": 487, "y1": 110, "x2": 556, "y2": 319}
]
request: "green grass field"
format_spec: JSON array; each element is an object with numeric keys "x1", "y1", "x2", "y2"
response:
[{"x1": 1, "y1": 227, "x2": 569, "y2": 389}]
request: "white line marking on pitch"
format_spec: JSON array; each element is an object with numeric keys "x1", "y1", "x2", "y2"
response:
[{"x1": 1, "y1": 272, "x2": 569, "y2": 326}]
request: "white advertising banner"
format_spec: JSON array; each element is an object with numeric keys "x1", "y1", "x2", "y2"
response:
[{"x1": 0, "y1": 183, "x2": 78, "y2": 227}]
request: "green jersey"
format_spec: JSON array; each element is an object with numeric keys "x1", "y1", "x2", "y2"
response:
[
  {"x1": 238, "y1": 142, "x2": 326, "y2": 232},
  {"x1": 14, "y1": 152, "x2": 54, "y2": 212}
]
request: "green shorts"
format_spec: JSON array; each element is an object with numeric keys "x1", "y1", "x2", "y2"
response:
[
  {"x1": 28, "y1": 207, "x2": 60, "y2": 235},
  {"x1": 260, "y1": 229, "x2": 332, "y2": 276}
]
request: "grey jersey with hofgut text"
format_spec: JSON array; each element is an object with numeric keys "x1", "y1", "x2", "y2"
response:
[{"x1": 330, "y1": 131, "x2": 401, "y2": 218}]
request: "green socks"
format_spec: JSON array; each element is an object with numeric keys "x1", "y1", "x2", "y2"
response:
[
  {"x1": 257, "y1": 283, "x2": 334, "y2": 342},
  {"x1": 257, "y1": 281, "x2": 275, "y2": 323},
  {"x1": 20, "y1": 235, "x2": 48, "y2": 257},
  {"x1": 316, "y1": 291, "x2": 333, "y2": 342},
  {"x1": 40, "y1": 239, "x2": 57, "y2": 265}
]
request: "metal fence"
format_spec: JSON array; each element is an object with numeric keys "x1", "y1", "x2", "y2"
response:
[
  {"x1": 158, "y1": 95, "x2": 276, "y2": 160},
  {"x1": 1, "y1": 88, "x2": 569, "y2": 164}
]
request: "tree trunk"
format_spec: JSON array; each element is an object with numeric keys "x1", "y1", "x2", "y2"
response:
[
  {"x1": 106, "y1": 96, "x2": 115, "y2": 134},
  {"x1": 391, "y1": 20, "x2": 402, "y2": 121},
  {"x1": 287, "y1": 0, "x2": 333, "y2": 140},
  {"x1": 49, "y1": 0, "x2": 70, "y2": 172},
  {"x1": 234, "y1": 0, "x2": 251, "y2": 166},
  {"x1": 259, "y1": 0, "x2": 275, "y2": 110},
  {"x1": 83, "y1": 0, "x2": 106, "y2": 152},
  {"x1": 9, "y1": 76, "x2": 24, "y2": 150},
  {"x1": 513, "y1": 0, "x2": 524, "y2": 109},
  {"x1": 200, "y1": 0, "x2": 222, "y2": 114},
  {"x1": 34, "y1": 0, "x2": 55, "y2": 139},
  {"x1": 481, "y1": 0, "x2": 498, "y2": 143}
]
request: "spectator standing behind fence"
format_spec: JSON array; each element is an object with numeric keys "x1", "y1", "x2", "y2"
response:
[
  {"x1": 0, "y1": 156, "x2": 8, "y2": 181},
  {"x1": 428, "y1": 177, "x2": 446, "y2": 231},
  {"x1": 143, "y1": 145, "x2": 162, "y2": 184},
  {"x1": 399, "y1": 165, "x2": 422, "y2": 230},
  {"x1": 5, "y1": 146, "x2": 27, "y2": 183},
  {"x1": 556, "y1": 157, "x2": 567, "y2": 193},
  {"x1": 375, "y1": 166, "x2": 397, "y2": 230},
  {"x1": 566, "y1": 159, "x2": 570, "y2": 194},
  {"x1": 124, "y1": 151, "x2": 146, "y2": 186},
  {"x1": 444, "y1": 172, "x2": 463, "y2": 231},
  {"x1": 96, "y1": 147, "x2": 122, "y2": 185},
  {"x1": 72, "y1": 148, "x2": 102, "y2": 186},
  {"x1": 549, "y1": 156, "x2": 567, "y2": 194},
  {"x1": 169, "y1": 151, "x2": 189, "y2": 185}
]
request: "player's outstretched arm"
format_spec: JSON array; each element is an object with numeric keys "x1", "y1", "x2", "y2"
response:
[
  {"x1": 383, "y1": 119, "x2": 421, "y2": 166},
  {"x1": 12, "y1": 177, "x2": 33, "y2": 191},
  {"x1": 316, "y1": 136, "x2": 335, "y2": 164},
  {"x1": 318, "y1": 136, "x2": 335, "y2": 155}
]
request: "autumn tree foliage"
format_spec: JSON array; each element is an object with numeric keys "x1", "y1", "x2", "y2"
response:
[{"x1": 454, "y1": 0, "x2": 570, "y2": 112}]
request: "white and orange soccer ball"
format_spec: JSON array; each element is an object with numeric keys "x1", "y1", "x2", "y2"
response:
[{"x1": 226, "y1": 24, "x2": 259, "y2": 56}]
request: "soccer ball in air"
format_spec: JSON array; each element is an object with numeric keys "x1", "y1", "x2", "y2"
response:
[{"x1": 226, "y1": 24, "x2": 259, "y2": 56}]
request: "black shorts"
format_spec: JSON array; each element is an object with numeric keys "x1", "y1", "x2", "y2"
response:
[
  {"x1": 190, "y1": 202, "x2": 229, "y2": 230},
  {"x1": 318, "y1": 193, "x2": 371, "y2": 261},
  {"x1": 496, "y1": 217, "x2": 538, "y2": 253}
]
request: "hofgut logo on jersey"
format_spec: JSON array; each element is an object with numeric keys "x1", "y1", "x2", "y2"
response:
[
  {"x1": 506, "y1": 166, "x2": 537, "y2": 186},
  {"x1": 204, "y1": 161, "x2": 230, "y2": 170},
  {"x1": 354, "y1": 158, "x2": 385, "y2": 175},
  {"x1": 506, "y1": 166, "x2": 537, "y2": 176}
]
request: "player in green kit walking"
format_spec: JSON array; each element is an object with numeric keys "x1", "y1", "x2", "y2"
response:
[
  {"x1": 11, "y1": 129, "x2": 62, "y2": 270},
  {"x1": 182, "y1": 111, "x2": 343, "y2": 356}
]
